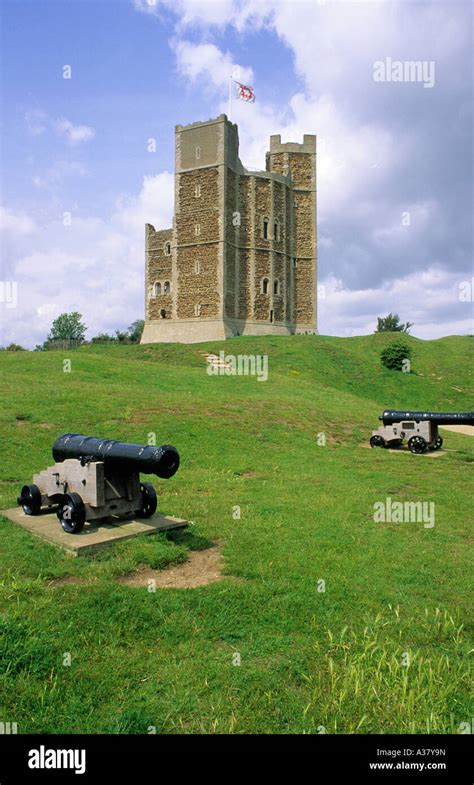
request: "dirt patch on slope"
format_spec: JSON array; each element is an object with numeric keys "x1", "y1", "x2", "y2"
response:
[
  {"x1": 440, "y1": 425, "x2": 473, "y2": 436},
  {"x1": 117, "y1": 544, "x2": 226, "y2": 589}
]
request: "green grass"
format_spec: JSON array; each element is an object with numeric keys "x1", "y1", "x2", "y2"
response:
[{"x1": 0, "y1": 333, "x2": 472, "y2": 734}]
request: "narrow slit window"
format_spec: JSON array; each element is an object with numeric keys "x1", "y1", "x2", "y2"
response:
[
  {"x1": 262, "y1": 278, "x2": 269, "y2": 295},
  {"x1": 164, "y1": 281, "x2": 171, "y2": 294},
  {"x1": 263, "y1": 218, "x2": 269, "y2": 240}
]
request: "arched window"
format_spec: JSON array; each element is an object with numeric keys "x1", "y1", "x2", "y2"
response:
[
  {"x1": 164, "y1": 281, "x2": 171, "y2": 294},
  {"x1": 164, "y1": 242, "x2": 171, "y2": 256},
  {"x1": 273, "y1": 279, "x2": 279, "y2": 295},
  {"x1": 154, "y1": 282, "x2": 162, "y2": 296},
  {"x1": 263, "y1": 218, "x2": 269, "y2": 240},
  {"x1": 261, "y1": 278, "x2": 269, "y2": 295}
]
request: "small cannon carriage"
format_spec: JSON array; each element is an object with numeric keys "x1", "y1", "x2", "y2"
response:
[
  {"x1": 17, "y1": 434, "x2": 180, "y2": 534},
  {"x1": 370, "y1": 410, "x2": 473, "y2": 454}
]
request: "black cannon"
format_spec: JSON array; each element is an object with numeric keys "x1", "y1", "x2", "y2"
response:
[
  {"x1": 370, "y1": 410, "x2": 473, "y2": 453},
  {"x1": 52, "y1": 433, "x2": 180, "y2": 478},
  {"x1": 18, "y1": 433, "x2": 180, "y2": 534},
  {"x1": 379, "y1": 410, "x2": 473, "y2": 427}
]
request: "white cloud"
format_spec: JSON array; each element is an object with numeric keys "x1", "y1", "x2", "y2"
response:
[
  {"x1": 0, "y1": 206, "x2": 36, "y2": 235},
  {"x1": 173, "y1": 39, "x2": 253, "y2": 88},
  {"x1": 114, "y1": 172, "x2": 174, "y2": 231},
  {"x1": 53, "y1": 117, "x2": 95, "y2": 145},
  {"x1": 25, "y1": 109, "x2": 48, "y2": 136},
  {"x1": 25, "y1": 110, "x2": 95, "y2": 145},
  {"x1": 134, "y1": 0, "x2": 235, "y2": 26},
  {"x1": 32, "y1": 160, "x2": 88, "y2": 190}
]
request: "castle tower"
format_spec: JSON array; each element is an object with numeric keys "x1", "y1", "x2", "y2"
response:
[{"x1": 141, "y1": 115, "x2": 317, "y2": 344}]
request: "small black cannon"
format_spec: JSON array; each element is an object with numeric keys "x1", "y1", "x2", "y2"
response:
[
  {"x1": 370, "y1": 410, "x2": 473, "y2": 453},
  {"x1": 18, "y1": 434, "x2": 180, "y2": 534}
]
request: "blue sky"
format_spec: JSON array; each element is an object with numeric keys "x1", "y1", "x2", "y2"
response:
[{"x1": 1, "y1": 0, "x2": 472, "y2": 347}]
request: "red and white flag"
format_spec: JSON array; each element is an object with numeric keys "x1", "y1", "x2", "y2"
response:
[{"x1": 233, "y1": 81, "x2": 256, "y2": 103}]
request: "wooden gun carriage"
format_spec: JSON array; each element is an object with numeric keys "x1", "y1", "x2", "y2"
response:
[{"x1": 17, "y1": 434, "x2": 180, "y2": 534}]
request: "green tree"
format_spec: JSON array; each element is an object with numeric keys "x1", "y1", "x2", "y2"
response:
[
  {"x1": 376, "y1": 313, "x2": 413, "y2": 334},
  {"x1": 380, "y1": 340, "x2": 413, "y2": 371},
  {"x1": 1, "y1": 343, "x2": 27, "y2": 351},
  {"x1": 44, "y1": 312, "x2": 87, "y2": 349},
  {"x1": 127, "y1": 319, "x2": 144, "y2": 343},
  {"x1": 90, "y1": 320, "x2": 143, "y2": 344},
  {"x1": 91, "y1": 333, "x2": 116, "y2": 344}
]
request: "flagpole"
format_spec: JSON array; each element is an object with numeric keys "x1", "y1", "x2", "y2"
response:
[{"x1": 228, "y1": 76, "x2": 232, "y2": 120}]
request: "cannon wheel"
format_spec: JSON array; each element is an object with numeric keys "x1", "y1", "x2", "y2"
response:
[
  {"x1": 18, "y1": 484, "x2": 42, "y2": 515},
  {"x1": 57, "y1": 492, "x2": 86, "y2": 534},
  {"x1": 370, "y1": 435, "x2": 386, "y2": 448},
  {"x1": 136, "y1": 483, "x2": 157, "y2": 518},
  {"x1": 433, "y1": 436, "x2": 443, "y2": 450},
  {"x1": 408, "y1": 436, "x2": 427, "y2": 454}
]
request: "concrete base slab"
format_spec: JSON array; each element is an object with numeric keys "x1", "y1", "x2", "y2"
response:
[
  {"x1": 385, "y1": 447, "x2": 445, "y2": 457},
  {"x1": 0, "y1": 507, "x2": 188, "y2": 556},
  {"x1": 361, "y1": 444, "x2": 445, "y2": 457}
]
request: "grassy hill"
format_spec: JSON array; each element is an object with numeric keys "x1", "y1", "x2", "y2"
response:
[{"x1": 0, "y1": 334, "x2": 472, "y2": 733}]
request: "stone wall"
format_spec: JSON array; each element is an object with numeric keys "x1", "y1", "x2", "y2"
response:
[
  {"x1": 237, "y1": 249, "x2": 251, "y2": 320},
  {"x1": 176, "y1": 244, "x2": 220, "y2": 319},
  {"x1": 145, "y1": 225, "x2": 173, "y2": 320},
  {"x1": 287, "y1": 151, "x2": 314, "y2": 190},
  {"x1": 175, "y1": 153, "x2": 221, "y2": 320}
]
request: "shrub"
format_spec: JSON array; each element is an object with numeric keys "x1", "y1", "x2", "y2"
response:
[{"x1": 380, "y1": 341, "x2": 413, "y2": 371}]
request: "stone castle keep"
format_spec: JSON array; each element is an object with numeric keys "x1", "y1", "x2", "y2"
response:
[{"x1": 141, "y1": 114, "x2": 317, "y2": 344}]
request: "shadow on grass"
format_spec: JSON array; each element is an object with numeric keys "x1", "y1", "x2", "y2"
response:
[{"x1": 165, "y1": 528, "x2": 214, "y2": 551}]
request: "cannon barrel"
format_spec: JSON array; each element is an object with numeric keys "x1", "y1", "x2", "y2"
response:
[
  {"x1": 52, "y1": 433, "x2": 180, "y2": 479},
  {"x1": 380, "y1": 410, "x2": 474, "y2": 426}
]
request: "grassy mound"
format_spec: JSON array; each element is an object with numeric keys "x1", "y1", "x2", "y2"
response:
[{"x1": 0, "y1": 334, "x2": 472, "y2": 733}]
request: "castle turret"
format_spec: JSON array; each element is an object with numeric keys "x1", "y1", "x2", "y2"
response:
[{"x1": 266, "y1": 134, "x2": 317, "y2": 332}]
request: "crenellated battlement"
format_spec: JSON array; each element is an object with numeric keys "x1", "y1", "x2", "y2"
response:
[{"x1": 269, "y1": 133, "x2": 316, "y2": 154}]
